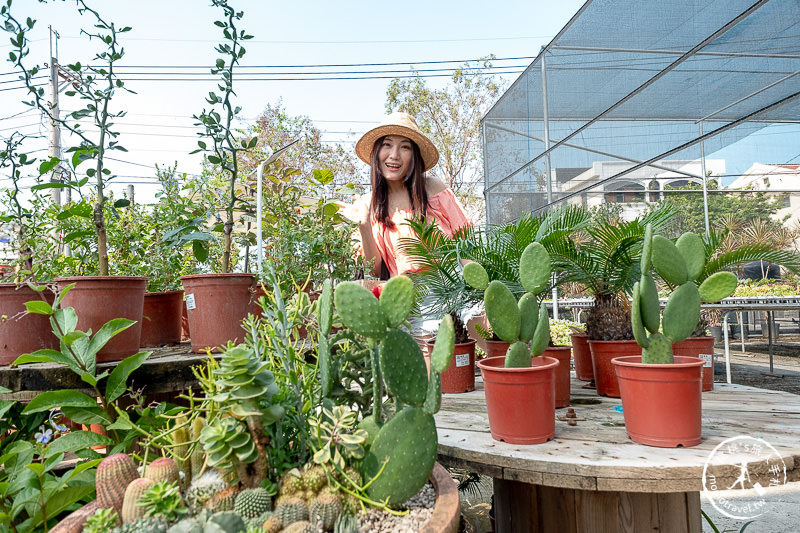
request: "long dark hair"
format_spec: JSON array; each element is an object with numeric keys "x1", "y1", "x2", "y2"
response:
[{"x1": 369, "y1": 136, "x2": 428, "y2": 229}]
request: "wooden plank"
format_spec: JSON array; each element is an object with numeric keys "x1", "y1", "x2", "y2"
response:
[
  {"x1": 618, "y1": 492, "x2": 658, "y2": 533},
  {"x1": 656, "y1": 492, "x2": 691, "y2": 533},
  {"x1": 537, "y1": 485, "x2": 578, "y2": 533},
  {"x1": 575, "y1": 490, "x2": 619, "y2": 533},
  {"x1": 494, "y1": 478, "x2": 537, "y2": 533},
  {"x1": 686, "y1": 492, "x2": 702, "y2": 533}
]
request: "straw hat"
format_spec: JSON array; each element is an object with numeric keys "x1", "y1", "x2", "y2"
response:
[{"x1": 355, "y1": 112, "x2": 439, "y2": 172}]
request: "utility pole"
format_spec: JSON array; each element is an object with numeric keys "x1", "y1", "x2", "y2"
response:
[{"x1": 48, "y1": 26, "x2": 62, "y2": 206}]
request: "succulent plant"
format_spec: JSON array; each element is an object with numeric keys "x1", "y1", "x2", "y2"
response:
[
  {"x1": 110, "y1": 516, "x2": 168, "y2": 533},
  {"x1": 82, "y1": 507, "x2": 119, "y2": 533},
  {"x1": 318, "y1": 275, "x2": 454, "y2": 507},
  {"x1": 144, "y1": 457, "x2": 181, "y2": 487},
  {"x1": 121, "y1": 478, "x2": 155, "y2": 523},
  {"x1": 166, "y1": 510, "x2": 245, "y2": 533},
  {"x1": 137, "y1": 480, "x2": 188, "y2": 523},
  {"x1": 185, "y1": 470, "x2": 228, "y2": 512},
  {"x1": 96, "y1": 453, "x2": 140, "y2": 519},
  {"x1": 273, "y1": 496, "x2": 309, "y2": 527},
  {"x1": 633, "y1": 224, "x2": 738, "y2": 363},
  {"x1": 309, "y1": 491, "x2": 344, "y2": 530},
  {"x1": 464, "y1": 242, "x2": 553, "y2": 367},
  {"x1": 233, "y1": 487, "x2": 272, "y2": 519}
]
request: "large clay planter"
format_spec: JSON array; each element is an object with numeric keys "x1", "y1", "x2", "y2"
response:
[
  {"x1": 477, "y1": 355, "x2": 559, "y2": 444},
  {"x1": 140, "y1": 290, "x2": 184, "y2": 347},
  {"x1": 544, "y1": 346, "x2": 571, "y2": 408},
  {"x1": 0, "y1": 284, "x2": 58, "y2": 364},
  {"x1": 56, "y1": 276, "x2": 147, "y2": 363},
  {"x1": 673, "y1": 336, "x2": 715, "y2": 391},
  {"x1": 612, "y1": 355, "x2": 704, "y2": 448},
  {"x1": 180, "y1": 273, "x2": 257, "y2": 353},
  {"x1": 570, "y1": 334, "x2": 594, "y2": 381},
  {"x1": 484, "y1": 339, "x2": 510, "y2": 359},
  {"x1": 588, "y1": 339, "x2": 640, "y2": 397}
]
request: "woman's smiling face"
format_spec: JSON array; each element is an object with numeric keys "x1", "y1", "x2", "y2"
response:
[{"x1": 378, "y1": 135, "x2": 414, "y2": 182}]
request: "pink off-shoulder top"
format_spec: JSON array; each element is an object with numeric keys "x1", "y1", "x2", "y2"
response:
[{"x1": 371, "y1": 188, "x2": 472, "y2": 278}]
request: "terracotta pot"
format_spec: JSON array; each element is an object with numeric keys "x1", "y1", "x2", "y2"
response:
[
  {"x1": 428, "y1": 462, "x2": 461, "y2": 533},
  {"x1": 484, "y1": 339, "x2": 510, "y2": 359},
  {"x1": 140, "y1": 290, "x2": 184, "y2": 347},
  {"x1": 588, "y1": 339, "x2": 640, "y2": 397},
  {"x1": 477, "y1": 355, "x2": 558, "y2": 444},
  {"x1": 425, "y1": 339, "x2": 477, "y2": 393},
  {"x1": 0, "y1": 284, "x2": 58, "y2": 364},
  {"x1": 673, "y1": 336, "x2": 715, "y2": 391},
  {"x1": 544, "y1": 346, "x2": 571, "y2": 408},
  {"x1": 612, "y1": 355, "x2": 704, "y2": 448},
  {"x1": 180, "y1": 273, "x2": 257, "y2": 353},
  {"x1": 55, "y1": 276, "x2": 147, "y2": 362},
  {"x1": 570, "y1": 334, "x2": 594, "y2": 381}
]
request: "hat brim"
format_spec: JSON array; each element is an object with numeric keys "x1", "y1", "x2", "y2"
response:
[{"x1": 355, "y1": 124, "x2": 439, "y2": 172}]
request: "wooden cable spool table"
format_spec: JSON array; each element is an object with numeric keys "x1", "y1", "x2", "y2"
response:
[{"x1": 435, "y1": 377, "x2": 800, "y2": 533}]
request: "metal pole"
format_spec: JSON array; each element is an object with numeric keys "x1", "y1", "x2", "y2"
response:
[
  {"x1": 48, "y1": 26, "x2": 62, "y2": 206},
  {"x1": 256, "y1": 160, "x2": 266, "y2": 276},
  {"x1": 699, "y1": 121, "x2": 710, "y2": 237},
  {"x1": 541, "y1": 47, "x2": 559, "y2": 320}
]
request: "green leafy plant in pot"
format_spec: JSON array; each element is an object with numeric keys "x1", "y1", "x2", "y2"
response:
[
  {"x1": 463, "y1": 242, "x2": 560, "y2": 444},
  {"x1": 613, "y1": 224, "x2": 738, "y2": 447}
]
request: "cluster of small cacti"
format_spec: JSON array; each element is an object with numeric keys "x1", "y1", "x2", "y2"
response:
[
  {"x1": 318, "y1": 276, "x2": 454, "y2": 507},
  {"x1": 463, "y1": 242, "x2": 554, "y2": 367},
  {"x1": 633, "y1": 224, "x2": 738, "y2": 363}
]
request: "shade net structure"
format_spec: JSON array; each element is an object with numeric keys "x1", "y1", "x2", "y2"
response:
[{"x1": 482, "y1": 0, "x2": 800, "y2": 226}]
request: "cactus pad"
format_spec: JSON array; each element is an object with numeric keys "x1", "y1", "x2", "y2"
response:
[
  {"x1": 430, "y1": 314, "x2": 455, "y2": 374},
  {"x1": 652, "y1": 235, "x2": 688, "y2": 286},
  {"x1": 517, "y1": 292, "x2": 539, "y2": 343},
  {"x1": 319, "y1": 279, "x2": 333, "y2": 335},
  {"x1": 528, "y1": 302, "x2": 551, "y2": 357},
  {"x1": 333, "y1": 282, "x2": 388, "y2": 339},
  {"x1": 362, "y1": 406, "x2": 438, "y2": 507},
  {"x1": 463, "y1": 261, "x2": 489, "y2": 290},
  {"x1": 698, "y1": 271, "x2": 738, "y2": 303},
  {"x1": 640, "y1": 223, "x2": 653, "y2": 274},
  {"x1": 662, "y1": 282, "x2": 701, "y2": 344},
  {"x1": 638, "y1": 273, "x2": 661, "y2": 334},
  {"x1": 631, "y1": 282, "x2": 650, "y2": 348},
  {"x1": 676, "y1": 232, "x2": 706, "y2": 281},
  {"x1": 504, "y1": 341, "x2": 531, "y2": 368},
  {"x1": 519, "y1": 242, "x2": 551, "y2": 294},
  {"x1": 484, "y1": 280, "x2": 521, "y2": 343},
  {"x1": 379, "y1": 275, "x2": 415, "y2": 327},
  {"x1": 642, "y1": 332, "x2": 674, "y2": 364},
  {"x1": 379, "y1": 328, "x2": 428, "y2": 407}
]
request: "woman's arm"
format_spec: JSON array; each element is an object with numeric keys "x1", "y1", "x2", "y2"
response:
[{"x1": 359, "y1": 220, "x2": 382, "y2": 278}]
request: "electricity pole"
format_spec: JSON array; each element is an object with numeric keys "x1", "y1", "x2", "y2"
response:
[{"x1": 48, "y1": 26, "x2": 62, "y2": 206}]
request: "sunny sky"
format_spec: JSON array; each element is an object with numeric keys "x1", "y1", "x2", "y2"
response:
[{"x1": 0, "y1": 0, "x2": 586, "y2": 203}]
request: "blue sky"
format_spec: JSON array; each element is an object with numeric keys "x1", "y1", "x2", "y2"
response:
[{"x1": 0, "y1": 0, "x2": 585, "y2": 202}]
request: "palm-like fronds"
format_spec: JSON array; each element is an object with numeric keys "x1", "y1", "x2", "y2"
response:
[{"x1": 701, "y1": 227, "x2": 800, "y2": 282}]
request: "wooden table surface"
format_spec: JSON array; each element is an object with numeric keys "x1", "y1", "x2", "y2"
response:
[{"x1": 435, "y1": 377, "x2": 800, "y2": 493}]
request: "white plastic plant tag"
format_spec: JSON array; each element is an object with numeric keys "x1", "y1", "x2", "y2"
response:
[
  {"x1": 186, "y1": 293, "x2": 196, "y2": 310},
  {"x1": 699, "y1": 353, "x2": 713, "y2": 367},
  {"x1": 455, "y1": 353, "x2": 470, "y2": 368}
]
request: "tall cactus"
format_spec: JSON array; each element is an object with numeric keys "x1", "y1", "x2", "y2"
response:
[
  {"x1": 323, "y1": 276, "x2": 454, "y2": 507},
  {"x1": 633, "y1": 224, "x2": 738, "y2": 363},
  {"x1": 464, "y1": 242, "x2": 554, "y2": 368}
]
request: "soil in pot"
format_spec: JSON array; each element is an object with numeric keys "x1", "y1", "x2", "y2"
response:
[
  {"x1": 477, "y1": 355, "x2": 559, "y2": 444},
  {"x1": 0, "y1": 284, "x2": 58, "y2": 364},
  {"x1": 588, "y1": 339, "x2": 640, "y2": 397},
  {"x1": 612, "y1": 355, "x2": 704, "y2": 448}
]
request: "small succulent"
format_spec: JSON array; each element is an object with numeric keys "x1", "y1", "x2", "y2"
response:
[
  {"x1": 138, "y1": 480, "x2": 188, "y2": 523},
  {"x1": 82, "y1": 507, "x2": 119, "y2": 533},
  {"x1": 310, "y1": 405, "x2": 369, "y2": 471}
]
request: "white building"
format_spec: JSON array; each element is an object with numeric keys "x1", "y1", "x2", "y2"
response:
[{"x1": 728, "y1": 163, "x2": 800, "y2": 231}]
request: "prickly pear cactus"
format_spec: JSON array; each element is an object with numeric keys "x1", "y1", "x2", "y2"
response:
[{"x1": 634, "y1": 225, "x2": 738, "y2": 363}]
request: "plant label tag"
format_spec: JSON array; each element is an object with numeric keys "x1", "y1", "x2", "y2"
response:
[
  {"x1": 699, "y1": 353, "x2": 713, "y2": 367},
  {"x1": 186, "y1": 293, "x2": 196, "y2": 310},
  {"x1": 455, "y1": 353, "x2": 470, "y2": 368}
]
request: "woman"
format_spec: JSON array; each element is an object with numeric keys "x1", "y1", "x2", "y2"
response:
[{"x1": 353, "y1": 112, "x2": 472, "y2": 279}]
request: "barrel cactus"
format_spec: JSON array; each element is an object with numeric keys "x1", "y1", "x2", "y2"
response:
[
  {"x1": 464, "y1": 242, "x2": 554, "y2": 367},
  {"x1": 633, "y1": 224, "x2": 738, "y2": 363}
]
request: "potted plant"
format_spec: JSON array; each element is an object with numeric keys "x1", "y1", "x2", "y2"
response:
[
  {"x1": 548, "y1": 319, "x2": 584, "y2": 407},
  {"x1": 613, "y1": 224, "x2": 738, "y2": 447},
  {"x1": 558, "y1": 204, "x2": 676, "y2": 397},
  {"x1": 4, "y1": 4, "x2": 147, "y2": 362},
  {"x1": 465, "y1": 242, "x2": 559, "y2": 444}
]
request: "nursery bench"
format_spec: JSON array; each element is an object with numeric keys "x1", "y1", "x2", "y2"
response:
[
  {"x1": 435, "y1": 378, "x2": 800, "y2": 533},
  {"x1": 0, "y1": 343, "x2": 209, "y2": 402}
]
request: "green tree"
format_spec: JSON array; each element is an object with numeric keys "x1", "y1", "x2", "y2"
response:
[
  {"x1": 385, "y1": 56, "x2": 506, "y2": 219},
  {"x1": 658, "y1": 179, "x2": 787, "y2": 236}
]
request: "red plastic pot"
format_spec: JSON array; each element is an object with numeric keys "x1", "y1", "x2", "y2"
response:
[
  {"x1": 180, "y1": 273, "x2": 257, "y2": 353},
  {"x1": 570, "y1": 334, "x2": 594, "y2": 381},
  {"x1": 477, "y1": 356, "x2": 559, "y2": 444},
  {"x1": 673, "y1": 336, "x2": 715, "y2": 391},
  {"x1": 0, "y1": 284, "x2": 58, "y2": 364},
  {"x1": 588, "y1": 339, "x2": 640, "y2": 397},
  {"x1": 612, "y1": 355, "x2": 704, "y2": 448},
  {"x1": 483, "y1": 340, "x2": 510, "y2": 359},
  {"x1": 56, "y1": 276, "x2": 147, "y2": 362},
  {"x1": 140, "y1": 290, "x2": 184, "y2": 347},
  {"x1": 426, "y1": 340, "x2": 477, "y2": 393},
  {"x1": 544, "y1": 346, "x2": 571, "y2": 408}
]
